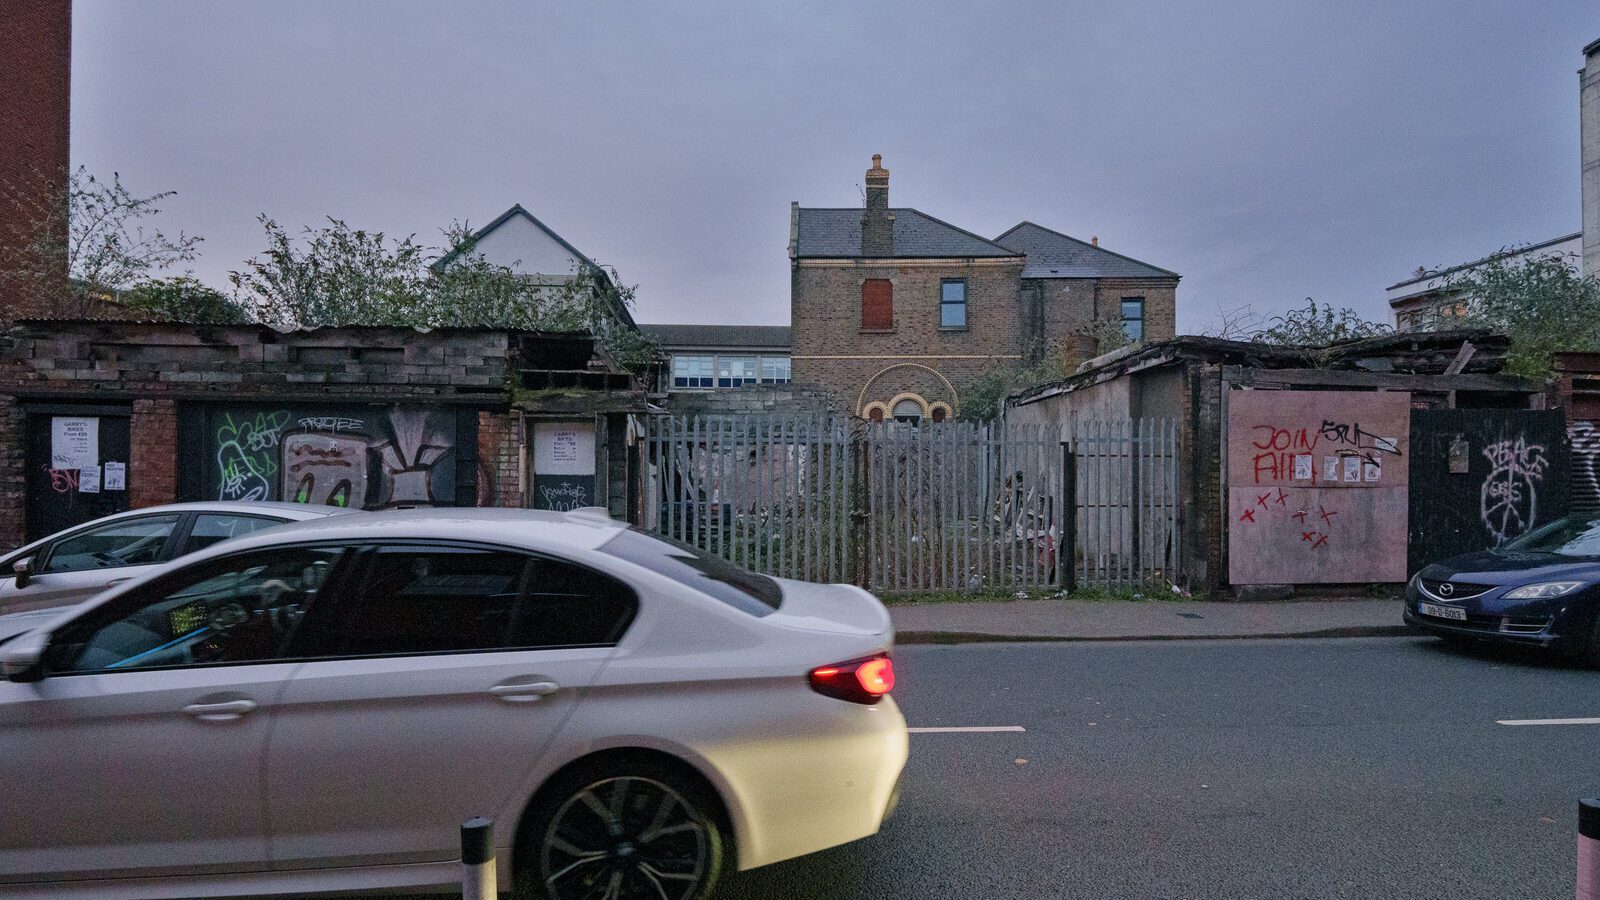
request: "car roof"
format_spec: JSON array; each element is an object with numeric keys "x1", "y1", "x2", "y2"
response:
[
  {"x1": 122, "y1": 501, "x2": 360, "y2": 521},
  {"x1": 180, "y1": 507, "x2": 630, "y2": 557}
]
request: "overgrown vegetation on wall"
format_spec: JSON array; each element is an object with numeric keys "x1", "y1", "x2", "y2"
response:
[
  {"x1": 1445, "y1": 253, "x2": 1600, "y2": 379},
  {"x1": 0, "y1": 169, "x2": 658, "y2": 374},
  {"x1": 960, "y1": 317, "x2": 1132, "y2": 421}
]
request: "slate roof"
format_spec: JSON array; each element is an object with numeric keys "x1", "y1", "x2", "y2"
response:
[
  {"x1": 993, "y1": 221, "x2": 1179, "y2": 280},
  {"x1": 640, "y1": 324, "x2": 792, "y2": 350},
  {"x1": 794, "y1": 208, "x2": 1021, "y2": 259}
]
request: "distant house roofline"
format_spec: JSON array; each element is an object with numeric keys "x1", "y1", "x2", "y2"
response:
[
  {"x1": 995, "y1": 220, "x2": 1181, "y2": 279},
  {"x1": 1385, "y1": 232, "x2": 1582, "y2": 294}
]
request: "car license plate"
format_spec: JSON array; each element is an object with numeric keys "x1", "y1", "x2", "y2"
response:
[{"x1": 1419, "y1": 602, "x2": 1467, "y2": 621}]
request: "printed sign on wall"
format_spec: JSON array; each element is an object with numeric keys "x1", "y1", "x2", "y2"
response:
[
  {"x1": 1227, "y1": 390, "x2": 1410, "y2": 585},
  {"x1": 533, "y1": 421, "x2": 597, "y2": 511},
  {"x1": 51, "y1": 417, "x2": 98, "y2": 469}
]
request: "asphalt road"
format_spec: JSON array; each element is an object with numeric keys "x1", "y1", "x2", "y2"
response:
[{"x1": 711, "y1": 636, "x2": 1600, "y2": 900}]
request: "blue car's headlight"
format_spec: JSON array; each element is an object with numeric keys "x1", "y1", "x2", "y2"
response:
[{"x1": 1503, "y1": 581, "x2": 1584, "y2": 599}]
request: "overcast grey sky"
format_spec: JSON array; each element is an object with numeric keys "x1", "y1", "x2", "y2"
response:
[{"x1": 71, "y1": 0, "x2": 1599, "y2": 332}]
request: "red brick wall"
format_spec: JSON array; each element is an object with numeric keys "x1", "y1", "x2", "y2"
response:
[
  {"x1": 0, "y1": 0, "x2": 72, "y2": 321},
  {"x1": 129, "y1": 398, "x2": 176, "y2": 509},
  {"x1": 0, "y1": 395, "x2": 24, "y2": 545},
  {"x1": 477, "y1": 410, "x2": 522, "y2": 507}
]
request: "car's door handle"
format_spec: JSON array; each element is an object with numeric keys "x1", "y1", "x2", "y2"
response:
[
  {"x1": 182, "y1": 699, "x2": 258, "y2": 721},
  {"x1": 488, "y1": 681, "x2": 560, "y2": 703}
]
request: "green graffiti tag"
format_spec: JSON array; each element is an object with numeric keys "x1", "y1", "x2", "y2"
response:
[{"x1": 215, "y1": 411, "x2": 290, "y2": 501}]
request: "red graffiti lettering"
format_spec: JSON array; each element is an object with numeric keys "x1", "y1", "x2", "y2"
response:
[
  {"x1": 1239, "y1": 508, "x2": 1256, "y2": 523},
  {"x1": 1312, "y1": 534, "x2": 1330, "y2": 549},
  {"x1": 1256, "y1": 492, "x2": 1272, "y2": 509},
  {"x1": 1319, "y1": 505, "x2": 1338, "y2": 526},
  {"x1": 1292, "y1": 509, "x2": 1308, "y2": 523},
  {"x1": 1274, "y1": 488, "x2": 1289, "y2": 506}
]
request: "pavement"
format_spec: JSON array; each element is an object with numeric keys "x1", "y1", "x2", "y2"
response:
[{"x1": 890, "y1": 596, "x2": 1410, "y2": 644}]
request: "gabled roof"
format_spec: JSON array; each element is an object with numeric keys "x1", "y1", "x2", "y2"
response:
[
  {"x1": 430, "y1": 204, "x2": 606, "y2": 277},
  {"x1": 994, "y1": 221, "x2": 1179, "y2": 280},
  {"x1": 639, "y1": 324, "x2": 791, "y2": 350},
  {"x1": 793, "y1": 208, "x2": 1022, "y2": 259},
  {"x1": 430, "y1": 203, "x2": 636, "y2": 330}
]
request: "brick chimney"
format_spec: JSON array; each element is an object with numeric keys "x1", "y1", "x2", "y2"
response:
[
  {"x1": 861, "y1": 154, "x2": 894, "y2": 257},
  {"x1": 0, "y1": 0, "x2": 72, "y2": 321}
]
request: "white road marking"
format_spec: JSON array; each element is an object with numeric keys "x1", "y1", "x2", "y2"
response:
[
  {"x1": 1496, "y1": 717, "x2": 1600, "y2": 726},
  {"x1": 907, "y1": 726, "x2": 1026, "y2": 733}
]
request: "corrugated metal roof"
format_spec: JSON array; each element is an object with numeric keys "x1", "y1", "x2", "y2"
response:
[
  {"x1": 794, "y1": 208, "x2": 1021, "y2": 259},
  {"x1": 640, "y1": 324, "x2": 792, "y2": 349},
  {"x1": 994, "y1": 221, "x2": 1179, "y2": 279}
]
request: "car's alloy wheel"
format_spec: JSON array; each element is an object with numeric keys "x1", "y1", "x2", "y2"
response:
[{"x1": 539, "y1": 775, "x2": 717, "y2": 900}]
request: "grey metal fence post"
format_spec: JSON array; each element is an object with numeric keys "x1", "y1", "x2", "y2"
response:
[{"x1": 461, "y1": 816, "x2": 495, "y2": 900}]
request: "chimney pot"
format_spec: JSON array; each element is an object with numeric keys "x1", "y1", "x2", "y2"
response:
[
  {"x1": 1091, "y1": 235, "x2": 1099, "y2": 247},
  {"x1": 861, "y1": 154, "x2": 893, "y2": 256}
]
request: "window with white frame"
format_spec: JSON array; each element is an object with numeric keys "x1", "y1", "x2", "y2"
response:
[
  {"x1": 717, "y1": 356, "x2": 759, "y2": 387},
  {"x1": 760, "y1": 356, "x2": 791, "y2": 384},
  {"x1": 671, "y1": 355, "x2": 715, "y2": 388}
]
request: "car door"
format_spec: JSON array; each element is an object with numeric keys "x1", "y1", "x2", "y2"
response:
[
  {"x1": 0, "y1": 513, "x2": 183, "y2": 615},
  {"x1": 265, "y1": 543, "x2": 636, "y2": 870},
  {"x1": 0, "y1": 543, "x2": 350, "y2": 884}
]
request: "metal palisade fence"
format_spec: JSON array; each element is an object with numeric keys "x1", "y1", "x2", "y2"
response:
[{"x1": 641, "y1": 414, "x2": 1178, "y2": 593}]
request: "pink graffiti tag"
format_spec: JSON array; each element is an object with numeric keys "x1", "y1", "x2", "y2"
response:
[{"x1": 46, "y1": 468, "x2": 79, "y2": 493}]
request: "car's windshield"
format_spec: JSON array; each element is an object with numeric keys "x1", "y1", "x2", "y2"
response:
[
  {"x1": 1501, "y1": 516, "x2": 1600, "y2": 557},
  {"x1": 599, "y1": 527, "x2": 782, "y2": 616}
]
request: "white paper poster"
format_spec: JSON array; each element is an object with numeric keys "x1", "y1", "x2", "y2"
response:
[
  {"x1": 1343, "y1": 456, "x2": 1361, "y2": 483},
  {"x1": 78, "y1": 465, "x2": 102, "y2": 493},
  {"x1": 1293, "y1": 454, "x2": 1312, "y2": 481},
  {"x1": 51, "y1": 417, "x2": 98, "y2": 469},
  {"x1": 1363, "y1": 460, "x2": 1380, "y2": 482},
  {"x1": 103, "y1": 461, "x2": 127, "y2": 491},
  {"x1": 1323, "y1": 456, "x2": 1339, "y2": 482},
  {"x1": 533, "y1": 422, "x2": 596, "y2": 476}
]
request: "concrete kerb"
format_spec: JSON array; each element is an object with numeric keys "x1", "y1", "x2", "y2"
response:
[{"x1": 896, "y1": 624, "x2": 1418, "y2": 645}]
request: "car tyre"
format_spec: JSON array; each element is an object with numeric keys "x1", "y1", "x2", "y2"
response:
[{"x1": 514, "y1": 758, "x2": 726, "y2": 900}]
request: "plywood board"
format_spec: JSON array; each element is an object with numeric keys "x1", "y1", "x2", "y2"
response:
[{"x1": 1227, "y1": 390, "x2": 1410, "y2": 584}]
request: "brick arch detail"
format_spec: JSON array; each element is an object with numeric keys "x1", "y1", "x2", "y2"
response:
[{"x1": 854, "y1": 363, "x2": 959, "y2": 417}]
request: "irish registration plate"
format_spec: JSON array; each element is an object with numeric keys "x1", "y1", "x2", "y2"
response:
[{"x1": 1419, "y1": 602, "x2": 1467, "y2": 621}]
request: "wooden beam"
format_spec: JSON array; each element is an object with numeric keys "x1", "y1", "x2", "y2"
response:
[
  {"x1": 1443, "y1": 341, "x2": 1476, "y2": 376},
  {"x1": 1220, "y1": 365, "x2": 1537, "y2": 393}
]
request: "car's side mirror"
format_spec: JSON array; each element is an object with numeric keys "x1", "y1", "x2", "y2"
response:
[
  {"x1": 12, "y1": 557, "x2": 32, "y2": 588},
  {"x1": 0, "y1": 631, "x2": 47, "y2": 682}
]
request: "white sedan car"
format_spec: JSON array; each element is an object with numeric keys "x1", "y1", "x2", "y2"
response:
[{"x1": 0, "y1": 507, "x2": 907, "y2": 900}]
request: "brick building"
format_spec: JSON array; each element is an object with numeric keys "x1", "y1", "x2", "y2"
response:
[
  {"x1": 0, "y1": 0, "x2": 72, "y2": 321},
  {"x1": 788, "y1": 155, "x2": 1179, "y2": 422}
]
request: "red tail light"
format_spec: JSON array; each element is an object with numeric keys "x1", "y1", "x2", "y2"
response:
[{"x1": 809, "y1": 654, "x2": 895, "y2": 705}]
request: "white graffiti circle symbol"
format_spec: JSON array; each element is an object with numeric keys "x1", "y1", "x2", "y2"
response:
[{"x1": 1479, "y1": 438, "x2": 1548, "y2": 546}]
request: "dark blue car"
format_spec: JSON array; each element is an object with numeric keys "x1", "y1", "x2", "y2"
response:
[{"x1": 1405, "y1": 515, "x2": 1600, "y2": 663}]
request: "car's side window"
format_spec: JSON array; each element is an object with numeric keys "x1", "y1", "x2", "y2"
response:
[
  {"x1": 181, "y1": 514, "x2": 285, "y2": 555},
  {"x1": 516, "y1": 555, "x2": 637, "y2": 648},
  {"x1": 37, "y1": 515, "x2": 181, "y2": 575},
  {"x1": 326, "y1": 547, "x2": 531, "y2": 656},
  {"x1": 45, "y1": 545, "x2": 345, "y2": 674},
  {"x1": 319, "y1": 546, "x2": 637, "y2": 658}
]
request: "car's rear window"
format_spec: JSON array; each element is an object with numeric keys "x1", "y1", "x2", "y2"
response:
[{"x1": 599, "y1": 528, "x2": 782, "y2": 617}]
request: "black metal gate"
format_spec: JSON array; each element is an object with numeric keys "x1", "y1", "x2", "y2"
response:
[
  {"x1": 1407, "y1": 409, "x2": 1569, "y2": 574},
  {"x1": 24, "y1": 406, "x2": 132, "y2": 542}
]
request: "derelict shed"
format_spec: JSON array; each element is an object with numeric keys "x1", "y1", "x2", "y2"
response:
[
  {"x1": 1005, "y1": 330, "x2": 1563, "y2": 597},
  {"x1": 0, "y1": 319, "x2": 650, "y2": 547}
]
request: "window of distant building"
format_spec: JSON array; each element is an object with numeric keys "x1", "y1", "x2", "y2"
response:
[
  {"x1": 862, "y1": 279, "x2": 893, "y2": 330},
  {"x1": 717, "y1": 356, "x2": 759, "y2": 387},
  {"x1": 940, "y1": 279, "x2": 967, "y2": 329},
  {"x1": 1121, "y1": 297, "x2": 1145, "y2": 342},
  {"x1": 672, "y1": 355, "x2": 715, "y2": 388},
  {"x1": 759, "y1": 356, "x2": 791, "y2": 384},
  {"x1": 892, "y1": 398, "x2": 924, "y2": 425}
]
